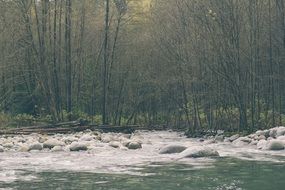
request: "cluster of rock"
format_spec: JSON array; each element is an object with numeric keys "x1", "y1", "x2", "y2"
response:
[
  {"x1": 158, "y1": 144, "x2": 220, "y2": 158},
  {"x1": 0, "y1": 130, "x2": 143, "y2": 153},
  {"x1": 216, "y1": 126, "x2": 285, "y2": 151},
  {"x1": 1, "y1": 126, "x2": 283, "y2": 158}
]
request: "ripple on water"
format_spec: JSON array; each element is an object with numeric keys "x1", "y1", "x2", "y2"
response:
[
  {"x1": 0, "y1": 130, "x2": 285, "y2": 186},
  {"x1": 0, "y1": 170, "x2": 37, "y2": 184}
]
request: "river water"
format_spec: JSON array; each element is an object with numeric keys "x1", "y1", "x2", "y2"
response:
[{"x1": 0, "y1": 131, "x2": 285, "y2": 190}]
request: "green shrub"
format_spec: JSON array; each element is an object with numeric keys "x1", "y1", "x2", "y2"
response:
[
  {"x1": 14, "y1": 114, "x2": 35, "y2": 126},
  {"x1": 0, "y1": 113, "x2": 12, "y2": 128},
  {"x1": 90, "y1": 115, "x2": 102, "y2": 125}
]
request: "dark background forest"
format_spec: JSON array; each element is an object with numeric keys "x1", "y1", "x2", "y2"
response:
[{"x1": 0, "y1": 0, "x2": 284, "y2": 132}]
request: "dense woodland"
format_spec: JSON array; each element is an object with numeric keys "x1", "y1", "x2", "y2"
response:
[{"x1": 0, "y1": 0, "x2": 284, "y2": 132}]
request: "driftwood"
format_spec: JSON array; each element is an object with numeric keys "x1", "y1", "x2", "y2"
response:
[
  {"x1": 0, "y1": 121, "x2": 144, "y2": 135},
  {"x1": 0, "y1": 121, "x2": 82, "y2": 135},
  {"x1": 0, "y1": 120, "x2": 171, "y2": 135}
]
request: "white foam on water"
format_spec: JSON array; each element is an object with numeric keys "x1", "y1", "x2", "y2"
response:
[{"x1": 0, "y1": 130, "x2": 284, "y2": 183}]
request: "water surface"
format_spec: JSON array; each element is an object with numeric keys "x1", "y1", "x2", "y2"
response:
[
  {"x1": 0, "y1": 131, "x2": 284, "y2": 190},
  {"x1": 1, "y1": 158, "x2": 284, "y2": 190}
]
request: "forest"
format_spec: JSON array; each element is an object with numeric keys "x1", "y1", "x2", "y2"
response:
[{"x1": 0, "y1": 0, "x2": 284, "y2": 133}]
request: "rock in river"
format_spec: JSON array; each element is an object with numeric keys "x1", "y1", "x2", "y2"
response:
[
  {"x1": 127, "y1": 141, "x2": 142, "y2": 150},
  {"x1": 69, "y1": 142, "x2": 88, "y2": 151},
  {"x1": 265, "y1": 140, "x2": 284, "y2": 151},
  {"x1": 229, "y1": 134, "x2": 240, "y2": 142},
  {"x1": 0, "y1": 145, "x2": 4, "y2": 152},
  {"x1": 28, "y1": 143, "x2": 43, "y2": 151},
  {"x1": 101, "y1": 134, "x2": 114, "y2": 143},
  {"x1": 276, "y1": 126, "x2": 285, "y2": 137},
  {"x1": 109, "y1": 141, "x2": 121, "y2": 148},
  {"x1": 214, "y1": 135, "x2": 224, "y2": 142},
  {"x1": 159, "y1": 145, "x2": 187, "y2": 154},
  {"x1": 80, "y1": 134, "x2": 94, "y2": 141},
  {"x1": 180, "y1": 146, "x2": 219, "y2": 158},
  {"x1": 256, "y1": 130, "x2": 270, "y2": 137},
  {"x1": 257, "y1": 140, "x2": 267, "y2": 150},
  {"x1": 232, "y1": 137, "x2": 252, "y2": 146},
  {"x1": 18, "y1": 144, "x2": 29, "y2": 152},
  {"x1": 43, "y1": 139, "x2": 65, "y2": 149},
  {"x1": 51, "y1": 146, "x2": 64, "y2": 152}
]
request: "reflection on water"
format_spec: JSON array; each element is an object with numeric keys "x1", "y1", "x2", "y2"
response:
[{"x1": 0, "y1": 158, "x2": 285, "y2": 190}]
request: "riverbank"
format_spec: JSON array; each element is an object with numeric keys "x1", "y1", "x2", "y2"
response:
[{"x1": 1, "y1": 126, "x2": 285, "y2": 153}]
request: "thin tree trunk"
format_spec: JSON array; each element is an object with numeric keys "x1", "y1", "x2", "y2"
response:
[{"x1": 102, "y1": 0, "x2": 110, "y2": 125}]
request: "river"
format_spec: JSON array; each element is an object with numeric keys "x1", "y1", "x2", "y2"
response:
[{"x1": 0, "y1": 131, "x2": 284, "y2": 190}]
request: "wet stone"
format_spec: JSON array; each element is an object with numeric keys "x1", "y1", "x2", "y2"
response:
[
  {"x1": 159, "y1": 145, "x2": 187, "y2": 154},
  {"x1": 28, "y1": 143, "x2": 43, "y2": 151},
  {"x1": 43, "y1": 139, "x2": 65, "y2": 149},
  {"x1": 265, "y1": 140, "x2": 284, "y2": 151},
  {"x1": 69, "y1": 142, "x2": 88, "y2": 151},
  {"x1": 127, "y1": 141, "x2": 142, "y2": 150}
]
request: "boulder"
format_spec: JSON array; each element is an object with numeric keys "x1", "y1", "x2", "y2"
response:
[
  {"x1": 28, "y1": 143, "x2": 43, "y2": 151},
  {"x1": 214, "y1": 135, "x2": 224, "y2": 142},
  {"x1": 0, "y1": 145, "x2": 4, "y2": 152},
  {"x1": 233, "y1": 137, "x2": 252, "y2": 146},
  {"x1": 15, "y1": 137, "x2": 26, "y2": 143},
  {"x1": 269, "y1": 128, "x2": 277, "y2": 138},
  {"x1": 180, "y1": 146, "x2": 219, "y2": 158},
  {"x1": 217, "y1": 130, "x2": 224, "y2": 135},
  {"x1": 64, "y1": 136, "x2": 78, "y2": 144},
  {"x1": 120, "y1": 146, "x2": 128, "y2": 151},
  {"x1": 109, "y1": 141, "x2": 121, "y2": 148},
  {"x1": 256, "y1": 130, "x2": 270, "y2": 138},
  {"x1": 254, "y1": 135, "x2": 266, "y2": 141},
  {"x1": 250, "y1": 140, "x2": 258, "y2": 146},
  {"x1": 80, "y1": 135, "x2": 93, "y2": 141},
  {"x1": 122, "y1": 139, "x2": 131, "y2": 147},
  {"x1": 224, "y1": 138, "x2": 230, "y2": 143},
  {"x1": 265, "y1": 140, "x2": 284, "y2": 150},
  {"x1": 248, "y1": 134, "x2": 255, "y2": 139},
  {"x1": 43, "y1": 139, "x2": 65, "y2": 149},
  {"x1": 229, "y1": 134, "x2": 240, "y2": 142},
  {"x1": 51, "y1": 146, "x2": 64, "y2": 152},
  {"x1": 131, "y1": 135, "x2": 144, "y2": 144},
  {"x1": 121, "y1": 134, "x2": 131, "y2": 139},
  {"x1": 69, "y1": 142, "x2": 88, "y2": 151},
  {"x1": 101, "y1": 135, "x2": 113, "y2": 143},
  {"x1": 276, "y1": 127, "x2": 285, "y2": 137},
  {"x1": 18, "y1": 144, "x2": 29, "y2": 152},
  {"x1": 159, "y1": 145, "x2": 187, "y2": 154},
  {"x1": 127, "y1": 141, "x2": 142, "y2": 150},
  {"x1": 39, "y1": 136, "x2": 48, "y2": 143},
  {"x1": 3, "y1": 142, "x2": 14, "y2": 148},
  {"x1": 257, "y1": 139, "x2": 267, "y2": 150},
  {"x1": 239, "y1": 137, "x2": 252, "y2": 143},
  {"x1": 256, "y1": 130, "x2": 263, "y2": 136},
  {"x1": 93, "y1": 132, "x2": 102, "y2": 140}
]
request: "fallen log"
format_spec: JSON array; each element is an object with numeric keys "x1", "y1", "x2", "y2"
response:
[
  {"x1": 0, "y1": 122, "x2": 169, "y2": 135},
  {"x1": 0, "y1": 123, "x2": 142, "y2": 135}
]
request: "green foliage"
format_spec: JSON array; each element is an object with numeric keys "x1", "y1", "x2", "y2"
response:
[
  {"x1": 0, "y1": 112, "x2": 12, "y2": 128},
  {"x1": 90, "y1": 115, "x2": 103, "y2": 125},
  {"x1": 13, "y1": 114, "x2": 36, "y2": 126},
  {"x1": 39, "y1": 114, "x2": 53, "y2": 123}
]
